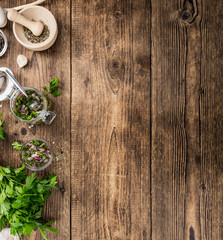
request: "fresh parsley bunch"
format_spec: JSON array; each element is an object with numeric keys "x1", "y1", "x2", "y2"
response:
[
  {"x1": 43, "y1": 77, "x2": 61, "y2": 97},
  {"x1": 0, "y1": 113, "x2": 6, "y2": 140},
  {"x1": 0, "y1": 165, "x2": 59, "y2": 239}
]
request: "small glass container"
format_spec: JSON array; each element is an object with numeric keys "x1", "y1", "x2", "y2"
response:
[
  {"x1": 20, "y1": 138, "x2": 53, "y2": 171},
  {"x1": 0, "y1": 67, "x2": 56, "y2": 124},
  {"x1": 10, "y1": 87, "x2": 56, "y2": 124},
  {"x1": 0, "y1": 30, "x2": 8, "y2": 57}
]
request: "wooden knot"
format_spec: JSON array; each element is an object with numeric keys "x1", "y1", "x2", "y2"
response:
[
  {"x1": 21, "y1": 127, "x2": 27, "y2": 135},
  {"x1": 109, "y1": 58, "x2": 122, "y2": 73},
  {"x1": 84, "y1": 77, "x2": 90, "y2": 88},
  {"x1": 199, "y1": 88, "x2": 204, "y2": 95},
  {"x1": 201, "y1": 183, "x2": 206, "y2": 191},
  {"x1": 180, "y1": 10, "x2": 193, "y2": 22},
  {"x1": 113, "y1": 10, "x2": 122, "y2": 19},
  {"x1": 60, "y1": 187, "x2": 66, "y2": 193},
  {"x1": 178, "y1": 0, "x2": 198, "y2": 24},
  {"x1": 107, "y1": 53, "x2": 125, "y2": 94}
]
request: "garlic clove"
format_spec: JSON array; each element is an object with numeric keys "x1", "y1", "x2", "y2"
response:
[
  {"x1": 0, "y1": 7, "x2": 7, "y2": 28},
  {"x1": 17, "y1": 54, "x2": 28, "y2": 68}
]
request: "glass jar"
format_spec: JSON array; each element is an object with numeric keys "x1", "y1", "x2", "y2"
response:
[
  {"x1": 0, "y1": 67, "x2": 56, "y2": 124},
  {"x1": 20, "y1": 138, "x2": 53, "y2": 171},
  {"x1": 10, "y1": 86, "x2": 56, "y2": 124},
  {"x1": 0, "y1": 30, "x2": 8, "y2": 57}
]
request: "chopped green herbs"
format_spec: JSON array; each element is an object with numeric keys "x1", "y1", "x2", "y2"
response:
[
  {"x1": 12, "y1": 90, "x2": 44, "y2": 121},
  {"x1": 0, "y1": 165, "x2": 58, "y2": 239},
  {"x1": 20, "y1": 140, "x2": 51, "y2": 168},
  {"x1": 0, "y1": 35, "x2": 4, "y2": 52},
  {"x1": 43, "y1": 77, "x2": 61, "y2": 97},
  {"x1": 23, "y1": 23, "x2": 50, "y2": 43},
  {"x1": 0, "y1": 112, "x2": 6, "y2": 140}
]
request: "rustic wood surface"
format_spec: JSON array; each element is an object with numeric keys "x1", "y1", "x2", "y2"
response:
[{"x1": 0, "y1": 0, "x2": 222, "y2": 240}]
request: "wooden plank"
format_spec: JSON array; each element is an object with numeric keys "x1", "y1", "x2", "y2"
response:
[
  {"x1": 0, "y1": 1, "x2": 71, "y2": 239},
  {"x1": 71, "y1": 0, "x2": 151, "y2": 239},
  {"x1": 151, "y1": 0, "x2": 202, "y2": 239},
  {"x1": 200, "y1": 1, "x2": 223, "y2": 239}
]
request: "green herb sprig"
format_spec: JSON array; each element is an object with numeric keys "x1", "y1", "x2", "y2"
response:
[
  {"x1": 43, "y1": 77, "x2": 61, "y2": 97},
  {"x1": 0, "y1": 113, "x2": 6, "y2": 140},
  {"x1": 12, "y1": 142, "x2": 22, "y2": 150},
  {"x1": 0, "y1": 165, "x2": 59, "y2": 239}
]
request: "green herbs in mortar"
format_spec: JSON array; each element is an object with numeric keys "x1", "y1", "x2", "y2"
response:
[
  {"x1": 13, "y1": 140, "x2": 52, "y2": 168},
  {"x1": 0, "y1": 112, "x2": 6, "y2": 140},
  {"x1": 0, "y1": 165, "x2": 59, "y2": 239},
  {"x1": 23, "y1": 23, "x2": 50, "y2": 43},
  {"x1": 12, "y1": 90, "x2": 44, "y2": 121}
]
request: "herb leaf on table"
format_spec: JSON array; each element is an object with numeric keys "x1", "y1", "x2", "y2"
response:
[
  {"x1": 43, "y1": 77, "x2": 61, "y2": 97},
  {"x1": 0, "y1": 165, "x2": 59, "y2": 239},
  {"x1": 12, "y1": 142, "x2": 22, "y2": 150},
  {"x1": 0, "y1": 112, "x2": 6, "y2": 140}
]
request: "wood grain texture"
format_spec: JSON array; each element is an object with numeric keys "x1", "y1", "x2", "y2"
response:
[
  {"x1": 0, "y1": 1, "x2": 70, "y2": 239},
  {"x1": 0, "y1": 0, "x2": 222, "y2": 239},
  {"x1": 151, "y1": 0, "x2": 188, "y2": 239},
  {"x1": 200, "y1": 0, "x2": 223, "y2": 239},
  {"x1": 71, "y1": 0, "x2": 151, "y2": 239},
  {"x1": 151, "y1": 0, "x2": 223, "y2": 240}
]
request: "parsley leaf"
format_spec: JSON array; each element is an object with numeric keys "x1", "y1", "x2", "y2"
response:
[
  {"x1": 0, "y1": 127, "x2": 6, "y2": 140},
  {"x1": 49, "y1": 77, "x2": 59, "y2": 91},
  {"x1": 0, "y1": 216, "x2": 7, "y2": 229},
  {"x1": 12, "y1": 142, "x2": 22, "y2": 150},
  {"x1": 24, "y1": 173, "x2": 36, "y2": 191},
  {"x1": 43, "y1": 77, "x2": 61, "y2": 97},
  {"x1": 23, "y1": 223, "x2": 34, "y2": 237},
  {"x1": 51, "y1": 89, "x2": 61, "y2": 96},
  {"x1": 0, "y1": 113, "x2": 6, "y2": 140},
  {"x1": 0, "y1": 120, "x2": 3, "y2": 126}
]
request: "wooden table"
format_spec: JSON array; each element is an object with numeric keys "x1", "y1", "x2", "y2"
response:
[{"x1": 0, "y1": 0, "x2": 222, "y2": 239}]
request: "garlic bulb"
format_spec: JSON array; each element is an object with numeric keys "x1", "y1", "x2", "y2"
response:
[
  {"x1": 0, "y1": 228, "x2": 19, "y2": 240},
  {"x1": 17, "y1": 54, "x2": 28, "y2": 68}
]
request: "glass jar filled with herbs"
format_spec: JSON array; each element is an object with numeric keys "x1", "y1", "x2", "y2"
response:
[
  {"x1": 10, "y1": 87, "x2": 56, "y2": 124},
  {"x1": 0, "y1": 68, "x2": 60, "y2": 125},
  {"x1": 16, "y1": 139, "x2": 53, "y2": 171},
  {"x1": 13, "y1": 89, "x2": 44, "y2": 121}
]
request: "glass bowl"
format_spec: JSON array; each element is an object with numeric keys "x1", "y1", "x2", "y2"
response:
[{"x1": 20, "y1": 138, "x2": 53, "y2": 171}]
